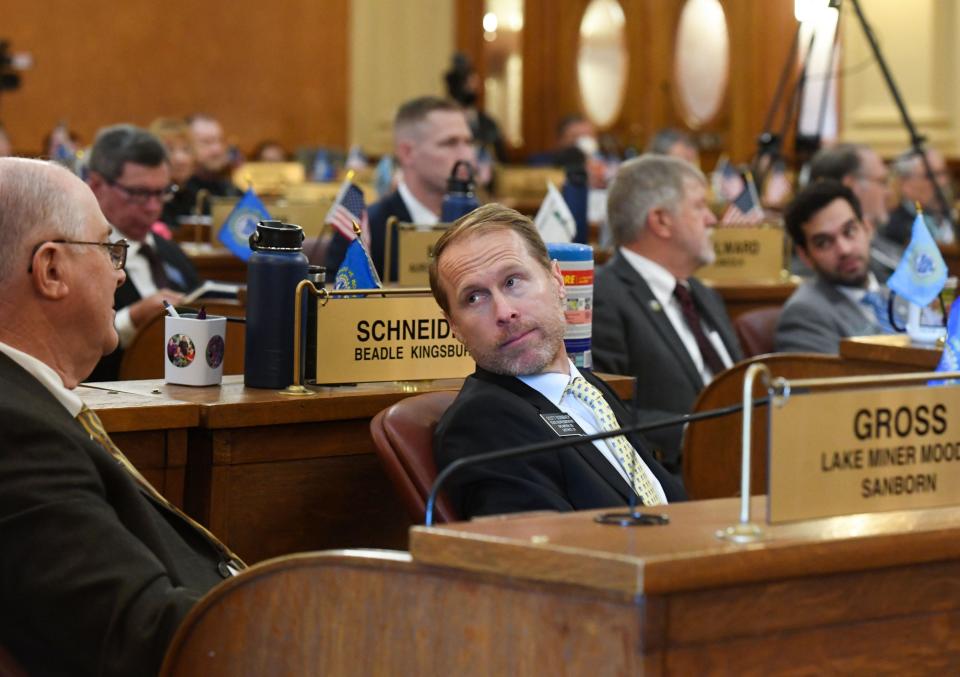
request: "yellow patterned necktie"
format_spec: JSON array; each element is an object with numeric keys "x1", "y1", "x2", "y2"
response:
[
  {"x1": 563, "y1": 377, "x2": 664, "y2": 506},
  {"x1": 76, "y1": 405, "x2": 245, "y2": 572}
]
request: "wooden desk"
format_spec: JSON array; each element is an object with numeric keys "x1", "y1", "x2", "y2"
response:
[
  {"x1": 403, "y1": 497, "x2": 960, "y2": 672},
  {"x1": 87, "y1": 374, "x2": 636, "y2": 564},
  {"x1": 167, "y1": 499, "x2": 960, "y2": 673},
  {"x1": 840, "y1": 334, "x2": 942, "y2": 370},
  {"x1": 704, "y1": 279, "x2": 798, "y2": 320},
  {"x1": 77, "y1": 385, "x2": 199, "y2": 508}
]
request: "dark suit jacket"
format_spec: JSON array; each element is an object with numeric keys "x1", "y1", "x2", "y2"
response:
[
  {"x1": 0, "y1": 354, "x2": 228, "y2": 676},
  {"x1": 434, "y1": 366, "x2": 686, "y2": 519},
  {"x1": 325, "y1": 189, "x2": 411, "y2": 283},
  {"x1": 87, "y1": 236, "x2": 201, "y2": 382},
  {"x1": 592, "y1": 253, "x2": 743, "y2": 474}
]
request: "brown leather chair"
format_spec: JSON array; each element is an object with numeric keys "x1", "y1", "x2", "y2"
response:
[
  {"x1": 733, "y1": 305, "x2": 783, "y2": 358},
  {"x1": 370, "y1": 391, "x2": 460, "y2": 524}
]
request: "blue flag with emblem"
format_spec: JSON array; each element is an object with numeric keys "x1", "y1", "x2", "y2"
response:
[
  {"x1": 932, "y1": 298, "x2": 960, "y2": 385},
  {"x1": 218, "y1": 188, "x2": 271, "y2": 262},
  {"x1": 887, "y1": 212, "x2": 948, "y2": 307},
  {"x1": 334, "y1": 237, "x2": 381, "y2": 290}
]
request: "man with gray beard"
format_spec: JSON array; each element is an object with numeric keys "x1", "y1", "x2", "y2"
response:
[
  {"x1": 429, "y1": 204, "x2": 684, "y2": 519},
  {"x1": 593, "y1": 155, "x2": 742, "y2": 477}
]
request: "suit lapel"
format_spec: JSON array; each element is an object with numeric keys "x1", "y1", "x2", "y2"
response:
[
  {"x1": 815, "y1": 276, "x2": 879, "y2": 335},
  {"x1": 611, "y1": 256, "x2": 705, "y2": 390},
  {"x1": 689, "y1": 279, "x2": 743, "y2": 362},
  {"x1": 472, "y1": 368, "x2": 634, "y2": 502}
]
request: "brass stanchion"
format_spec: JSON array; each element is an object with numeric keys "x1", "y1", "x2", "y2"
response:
[{"x1": 280, "y1": 279, "x2": 325, "y2": 396}]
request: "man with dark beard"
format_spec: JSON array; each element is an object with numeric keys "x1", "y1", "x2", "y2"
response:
[
  {"x1": 775, "y1": 180, "x2": 893, "y2": 354},
  {"x1": 429, "y1": 204, "x2": 684, "y2": 519}
]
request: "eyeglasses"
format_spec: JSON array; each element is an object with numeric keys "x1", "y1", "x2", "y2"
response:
[
  {"x1": 27, "y1": 239, "x2": 129, "y2": 273},
  {"x1": 858, "y1": 174, "x2": 889, "y2": 187},
  {"x1": 108, "y1": 180, "x2": 178, "y2": 204}
]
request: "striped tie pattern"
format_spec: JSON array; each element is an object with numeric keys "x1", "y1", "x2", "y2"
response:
[
  {"x1": 563, "y1": 377, "x2": 663, "y2": 506},
  {"x1": 76, "y1": 405, "x2": 245, "y2": 572}
]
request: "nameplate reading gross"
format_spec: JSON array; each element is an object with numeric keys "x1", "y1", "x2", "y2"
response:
[
  {"x1": 697, "y1": 226, "x2": 785, "y2": 283},
  {"x1": 768, "y1": 384, "x2": 960, "y2": 523},
  {"x1": 314, "y1": 295, "x2": 474, "y2": 384}
]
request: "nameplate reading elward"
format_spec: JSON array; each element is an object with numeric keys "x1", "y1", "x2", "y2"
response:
[
  {"x1": 314, "y1": 295, "x2": 474, "y2": 384},
  {"x1": 768, "y1": 384, "x2": 960, "y2": 523},
  {"x1": 696, "y1": 226, "x2": 785, "y2": 283}
]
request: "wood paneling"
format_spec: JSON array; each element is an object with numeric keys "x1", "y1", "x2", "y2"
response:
[
  {"x1": 457, "y1": 0, "x2": 798, "y2": 163},
  {"x1": 1, "y1": 0, "x2": 348, "y2": 156}
]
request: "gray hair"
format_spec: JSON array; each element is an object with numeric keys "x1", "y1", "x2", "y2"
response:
[
  {"x1": 646, "y1": 128, "x2": 696, "y2": 156},
  {"x1": 606, "y1": 154, "x2": 706, "y2": 247},
  {"x1": 892, "y1": 150, "x2": 924, "y2": 180},
  {"x1": 0, "y1": 157, "x2": 85, "y2": 283},
  {"x1": 88, "y1": 124, "x2": 168, "y2": 182}
]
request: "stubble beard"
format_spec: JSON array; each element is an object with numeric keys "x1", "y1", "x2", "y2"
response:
[{"x1": 467, "y1": 304, "x2": 568, "y2": 377}]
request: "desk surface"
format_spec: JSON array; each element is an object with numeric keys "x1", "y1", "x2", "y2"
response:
[
  {"x1": 839, "y1": 334, "x2": 942, "y2": 369},
  {"x1": 83, "y1": 373, "x2": 637, "y2": 429},
  {"x1": 76, "y1": 385, "x2": 199, "y2": 432},
  {"x1": 411, "y1": 496, "x2": 960, "y2": 597}
]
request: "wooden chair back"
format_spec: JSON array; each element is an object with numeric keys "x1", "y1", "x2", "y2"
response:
[{"x1": 682, "y1": 352, "x2": 920, "y2": 499}]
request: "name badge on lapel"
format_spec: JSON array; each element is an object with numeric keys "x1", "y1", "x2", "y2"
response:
[{"x1": 540, "y1": 412, "x2": 587, "y2": 437}]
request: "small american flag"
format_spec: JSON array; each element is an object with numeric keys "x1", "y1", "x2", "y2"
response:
[
  {"x1": 325, "y1": 180, "x2": 370, "y2": 243},
  {"x1": 720, "y1": 179, "x2": 765, "y2": 226}
]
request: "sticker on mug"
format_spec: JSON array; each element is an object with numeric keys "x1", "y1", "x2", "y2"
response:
[
  {"x1": 206, "y1": 335, "x2": 225, "y2": 368},
  {"x1": 167, "y1": 334, "x2": 196, "y2": 368}
]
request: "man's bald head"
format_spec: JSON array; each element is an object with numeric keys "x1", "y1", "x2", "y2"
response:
[{"x1": 0, "y1": 158, "x2": 85, "y2": 285}]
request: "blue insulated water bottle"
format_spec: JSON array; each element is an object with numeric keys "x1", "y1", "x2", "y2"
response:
[
  {"x1": 561, "y1": 166, "x2": 589, "y2": 244},
  {"x1": 440, "y1": 160, "x2": 480, "y2": 222},
  {"x1": 244, "y1": 220, "x2": 309, "y2": 389}
]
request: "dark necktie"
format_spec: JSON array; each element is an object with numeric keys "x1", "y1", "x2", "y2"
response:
[
  {"x1": 76, "y1": 405, "x2": 245, "y2": 575},
  {"x1": 673, "y1": 282, "x2": 727, "y2": 377},
  {"x1": 139, "y1": 242, "x2": 171, "y2": 289}
]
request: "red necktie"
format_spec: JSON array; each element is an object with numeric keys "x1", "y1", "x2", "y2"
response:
[{"x1": 673, "y1": 282, "x2": 727, "y2": 377}]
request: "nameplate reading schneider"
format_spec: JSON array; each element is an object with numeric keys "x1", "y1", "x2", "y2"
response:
[
  {"x1": 697, "y1": 226, "x2": 785, "y2": 283},
  {"x1": 768, "y1": 383, "x2": 960, "y2": 523},
  {"x1": 315, "y1": 294, "x2": 474, "y2": 384}
]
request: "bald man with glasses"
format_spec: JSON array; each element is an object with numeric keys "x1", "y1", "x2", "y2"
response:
[
  {"x1": 86, "y1": 124, "x2": 201, "y2": 381},
  {"x1": 0, "y1": 158, "x2": 240, "y2": 676}
]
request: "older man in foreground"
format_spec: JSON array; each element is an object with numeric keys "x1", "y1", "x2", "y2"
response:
[{"x1": 0, "y1": 158, "x2": 240, "y2": 676}]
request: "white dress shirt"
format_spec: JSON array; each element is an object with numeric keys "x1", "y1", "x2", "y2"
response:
[
  {"x1": 518, "y1": 360, "x2": 668, "y2": 504},
  {"x1": 619, "y1": 247, "x2": 734, "y2": 383},
  {"x1": 111, "y1": 229, "x2": 159, "y2": 349},
  {"x1": 397, "y1": 181, "x2": 439, "y2": 225},
  {"x1": 0, "y1": 341, "x2": 83, "y2": 416}
]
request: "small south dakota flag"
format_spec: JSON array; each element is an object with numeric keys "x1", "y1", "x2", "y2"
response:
[
  {"x1": 218, "y1": 188, "x2": 271, "y2": 261},
  {"x1": 887, "y1": 211, "x2": 948, "y2": 307}
]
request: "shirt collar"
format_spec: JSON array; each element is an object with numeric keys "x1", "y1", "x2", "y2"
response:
[
  {"x1": 397, "y1": 181, "x2": 439, "y2": 225},
  {"x1": 835, "y1": 272, "x2": 881, "y2": 303},
  {"x1": 0, "y1": 341, "x2": 84, "y2": 416},
  {"x1": 518, "y1": 359, "x2": 581, "y2": 406},
  {"x1": 618, "y1": 247, "x2": 678, "y2": 307}
]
